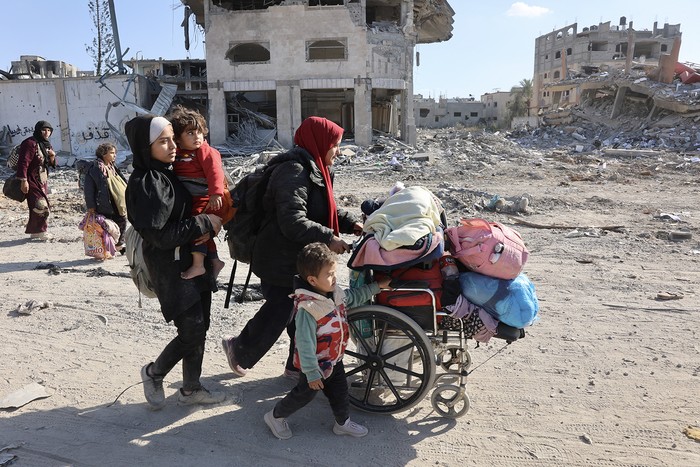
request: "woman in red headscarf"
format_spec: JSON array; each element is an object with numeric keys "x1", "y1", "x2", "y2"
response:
[{"x1": 222, "y1": 116, "x2": 363, "y2": 380}]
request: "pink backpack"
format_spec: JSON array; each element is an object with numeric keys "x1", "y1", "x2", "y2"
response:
[{"x1": 445, "y1": 218, "x2": 529, "y2": 280}]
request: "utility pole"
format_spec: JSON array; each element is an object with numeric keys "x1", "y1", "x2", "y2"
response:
[{"x1": 108, "y1": 0, "x2": 126, "y2": 74}]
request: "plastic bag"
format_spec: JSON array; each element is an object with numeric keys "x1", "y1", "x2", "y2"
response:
[{"x1": 79, "y1": 212, "x2": 111, "y2": 260}]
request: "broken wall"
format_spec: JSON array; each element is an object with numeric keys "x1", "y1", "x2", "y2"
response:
[{"x1": 0, "y1": 76, "x2": 141, "y2": 160}]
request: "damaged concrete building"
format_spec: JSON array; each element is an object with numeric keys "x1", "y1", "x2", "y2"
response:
[
  {"x1": 533, "y1": 18, "x2": 682, "y2": 112},
  {"x1": 414, "y1": 95, "x2": 483, "y2": 128},
  {"x1": 182, "y1": 0, "x2": 454, "y2": 147},
  {"x1": 124, "y1": 58, "x2": 209, "y2": 110},
  {"x1": 4, "y1": 55, "x2": 83, "y2": 79}
]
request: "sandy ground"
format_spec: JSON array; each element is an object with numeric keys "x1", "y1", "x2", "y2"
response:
[{"x1": 1, "y1": 131, "x2": 700, "y2": 466}]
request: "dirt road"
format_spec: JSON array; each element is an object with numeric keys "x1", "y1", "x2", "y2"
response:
[{"x1": 1, "y1": 129, "x2": 699, "y2": 466}]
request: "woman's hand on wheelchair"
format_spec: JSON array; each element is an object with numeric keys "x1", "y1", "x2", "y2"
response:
[{"x1": 329, "y1": 236, "x2": 351, "y2": 254}]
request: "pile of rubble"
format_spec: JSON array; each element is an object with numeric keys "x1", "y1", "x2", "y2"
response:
[{"x1": 520, "y1": 66, "x2": 700, "y2": 154}]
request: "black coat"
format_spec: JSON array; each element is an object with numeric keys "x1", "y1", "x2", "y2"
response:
[
  {"x1": 83, "y1": 162, "x2": 127, "y2": 217},
  {"x1": 128, "y1": 167, "x2": 216, "y2": 321},
  {"x1": 251, "y1": 147, "x2": 359, "y2": 287},
  {"x1": 124, "y1": 115, "x2": 215, "y2": 322}
]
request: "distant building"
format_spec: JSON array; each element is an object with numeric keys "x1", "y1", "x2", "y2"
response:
[
  {"x1": 480, "y1": 91, "x2": 514, "y2": 128},
  {"x1": 533, "y1": 18, "x2": 682, "y2": 111},
  {"x1": 124, "y1": 58, "x2": 208, "y2": 110},
  {"x1": 182, "y1": 0, "x2": 454, "y2": 147},
  {"x1": 9, "y1": 55, "x2": 79, "y2": 79},
  {"x1": 414, "y1": 95, "x2": 483, "y2": 128}
]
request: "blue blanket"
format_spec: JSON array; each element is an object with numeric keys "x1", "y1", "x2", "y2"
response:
[{"x1": 458, "y1": 272, "x2": 539, "y2": 328}]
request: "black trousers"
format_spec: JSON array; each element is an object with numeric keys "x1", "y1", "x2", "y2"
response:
[
  {"x1": 234, "y1": 281, "x2": 296, "y2": 370},
  {"x1": 273, "y1": 360, "x2": 350, "y2": 424},
  {"x1": 152, "y1": 291, "x2": 211, "y2": 391}
]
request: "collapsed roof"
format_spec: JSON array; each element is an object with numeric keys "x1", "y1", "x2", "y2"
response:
[{"x1": 182, "y1": 0, "x2": 454, "y2": 43}]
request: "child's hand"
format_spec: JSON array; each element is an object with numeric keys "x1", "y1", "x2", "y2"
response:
[
  {"x1": 352, "y1": 221, "x2": 364, "y2": 236},
  {"x1": 377, "y1": 277, "x2": 392, "y2": 290},
  {"x1": 205, "y1": 194, "x2": 223, "y2": 212},
  {"x1": 308, "y1": 378, "x2": 324, "y2": 391}
]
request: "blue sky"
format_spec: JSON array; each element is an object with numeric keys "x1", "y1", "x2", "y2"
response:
[{"x1": 2, "y1": 1, "x2": 698, "y2": 99}]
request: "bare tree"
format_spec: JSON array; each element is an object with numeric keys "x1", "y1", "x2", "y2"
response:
[{"x1": 85, "y1": 0, "x2": 115, "y2": 75}]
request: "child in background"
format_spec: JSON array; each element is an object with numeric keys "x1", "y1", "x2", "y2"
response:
[
  {"x1": 168, "y1": 105, "x2": 233, "y2": 279},
  {"x1": 264, "y1": 242, "x2": 391, "y2": 440}
]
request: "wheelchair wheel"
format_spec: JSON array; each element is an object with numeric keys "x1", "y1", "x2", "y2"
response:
[
  {"x1": 431, "y1": 384, "x2": 470, "y2": 418},
  {"x1": 346, "y1": 305, "x2": 436, "y2": 414},
  {"x1": 437, "y1": 344, "x2": 472, "y2": 374}
]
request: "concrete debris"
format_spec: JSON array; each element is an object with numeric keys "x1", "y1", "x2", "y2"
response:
[{"x1": 525, "y1": 67, "x2": 700, "y2": 156}]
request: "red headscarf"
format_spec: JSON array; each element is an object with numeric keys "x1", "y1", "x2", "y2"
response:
[{"x1": 293, "y1": 117, "x2": 343, "y2": 235}]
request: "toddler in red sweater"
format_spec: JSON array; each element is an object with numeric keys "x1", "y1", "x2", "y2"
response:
[{"x1": 168, "y1": 105, "x2": 233, "y2": 279}]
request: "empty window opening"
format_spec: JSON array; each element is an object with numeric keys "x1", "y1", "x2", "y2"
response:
[
  {"x1": 661, "y1": 44, "x2": 668, "y2": 52},
  {"x1": 555, "y1": 51, "x2": 561, "y2": 59},
  {"x1": 634, "y1": 43, "x2": 654, "y2": 59},
  {"x1": 307, "y1": 39, "x2": 347, "y2": 61},
  {"x1": 367, "y1": 5, "x2": 401, "y2": 24},
  {"x1": 566, "y1": 48, "x2": 572, "y2": 55},
  {"x1": 226, "y1": 43, "x2": 270, "y2": 63},
  {"x1": 544, "y1": 72, "x2": 548, "y2": 79},
  {"x1": 420, "y1": 108, "x2": 430, "y2": 118},
  {"x1": 545, "y1": 54, "x2": 549, "y2": 60},
  {"x1": 213, "y1": 0, "x2": 283, "y2": 11},
  {"x1": 309, "y1": 0, "x2": 344, "y2": 5},
  {"x1": 224, "y1": 91, "x2": 277, "y2": 143},
  {"x1": 590, "y1": 41, "x2": 608, "y2": 52},
  {"x1": 470, "y1": 112, "x2": 478, "y2": 117},
  {"x1": 453, "y1": 112, "x2": 461, "y2": 117},
  {"x1": 553, "y1": 71, "x2": 561, "y2": 79},
  {"x1": 301, "y1": 88, "x2": 356, "y2": 134}
]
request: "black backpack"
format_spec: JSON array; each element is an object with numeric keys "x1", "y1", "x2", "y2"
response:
[{"x1": 223, "y1": 163, "x2": 276, "y2": 306}]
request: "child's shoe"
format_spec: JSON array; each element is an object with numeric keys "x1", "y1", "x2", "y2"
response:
[
  {"x1": 264, "y1": 410, "x2": 293, "y2": 439},
  {"x1": 333, "y1": 418, "x2": 368, "y2": 437}
]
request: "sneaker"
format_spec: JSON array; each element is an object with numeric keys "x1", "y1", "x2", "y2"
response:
[
  {"x1": 29, "y1": 232, "x2": 52, "y2": 241},
  {"x1": 282, "y1": 368, "x2": 300, "y2": 381},
  {"x1": 264, "y1": 410, "x2": 293, "y2": 439},
  {"x1": 221, "y1": 336, "x2": 247, "y2": 377},
  {"x1": 333, "y1": 419, "x2": 368, "y2": 438},
  {"x1": 140, "y1": 363, "x2": 165, "y2": 410},
  {"x1": 177, "y1": 387, "x2": 226, "y2": 406}
]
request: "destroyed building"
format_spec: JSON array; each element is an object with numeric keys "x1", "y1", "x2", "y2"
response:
[
  {"x1": 182, "y1": 0, "x2": 454, "y2": 147},
  {"x1": 124, "y1": 58, "x2": 208, "y2": 110},
  {"x1": 480, "y1": 90, "x2": 516, "y2": 128},
  {"x1": 533, "y1": 18, "x2": 682, "y2": 111},
  {"x1": 3, "y1": 55, "x2": 84, "y2": 79},
  {"x1": 414, "y1": 95, "x2": 483, "y2": 128}
]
